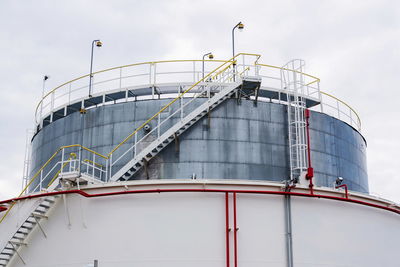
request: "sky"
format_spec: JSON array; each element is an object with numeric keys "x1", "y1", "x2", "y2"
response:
[{"x1": 0, "y1": 0, "x2": 399, "y2": 202}]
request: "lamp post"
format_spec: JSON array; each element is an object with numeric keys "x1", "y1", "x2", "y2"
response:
[
  {"x1": 88, "y1": 39, "x2": 102, "y2": 97},
  {"x1": 202, "y1": 52, "x2": 214, "y2": 81},
  {"x1": 40, "y1": 75, "x2": 49, "y2": 127},
  {"x1": 232, "y1": 22, "x2": 244, "y2": 81}
]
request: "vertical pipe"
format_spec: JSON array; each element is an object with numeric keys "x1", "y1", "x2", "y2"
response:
[
  {"x1": 305, "y1": 109, "x2": 314, "y2": 194},
  {"x1": 88, "y1": 40, "x2": 97, "y2": 97},
  {"x1": 284, "y1": 195, "x2": 294, "y2": 267},
  {"x1": 225, "y1": 192, "x2": 230, "y2": 267},
  {"x1": 233, "y1": 192, "x2": 238, "y2": 267}
]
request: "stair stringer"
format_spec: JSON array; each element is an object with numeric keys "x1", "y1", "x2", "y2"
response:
[
  {"x1": 0, "y1": 193, "x2": 61, "y2": 267},
  {"x1": 111, "y1": 82, "x2": 243, "y2": 181}
]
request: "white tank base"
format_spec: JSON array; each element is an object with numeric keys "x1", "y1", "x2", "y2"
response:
[{"x1": 0, "y1": 180, "x2": 399, "y2": 267}]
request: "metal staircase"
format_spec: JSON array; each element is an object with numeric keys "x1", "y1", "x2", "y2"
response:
[
  {"x1": 0, "y1": 156, "x2": 105, "y2": 267},
  {"x1": 0, "y1": 195, "x2": 59, "y2": 266},
  {"x1": 281, "y1": 60, "x2": 308, "y2": 182},
  {"x1": 108, "y1": 54, "x2": 262, "y2": 182},
  {"x1": 111, "y1": 81, "x2": 246, "y2": 181}
]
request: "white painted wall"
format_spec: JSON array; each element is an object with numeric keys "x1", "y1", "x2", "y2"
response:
[{"x1": 0, "y1": 181, "x2": 399, "y2": 267}]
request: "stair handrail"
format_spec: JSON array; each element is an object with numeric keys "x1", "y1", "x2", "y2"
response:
[
  {"x1": 0, "y1": 145, "x2": 107, "y2": 223},
  {"x1": 1, "y1": 54, "x2": 260, "y2": 223},
  {"x1": 107, "y1": 53, "x2": 261, "y2": 158},
  {"x1": 35, "y1": 59, "x2": 229, "y2": 125}
]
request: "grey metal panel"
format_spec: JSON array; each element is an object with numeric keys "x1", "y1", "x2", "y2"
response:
[{"x1": 30, "y1": 97, "x2": 369, "y2": 193}]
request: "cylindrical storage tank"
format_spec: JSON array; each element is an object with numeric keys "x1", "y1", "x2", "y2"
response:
[
  {"x1": 30, "y1": 97, "x2": 368, "y2": 193},
  {"x1": 1, "y1": 55, "x2": 399, "y2": 267},
  {"x1": 0, "y1": 181, "x2": 398, "y2": 267}
]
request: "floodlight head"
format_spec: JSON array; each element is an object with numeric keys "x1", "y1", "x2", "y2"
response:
[
  {"x1": 335, "y1": 177, "x2": 344, "y2": 186},
  {"x1": 96, "y1": 40, "x2": 103, "y2": 47},
  {"x1": 208, "y1": 53, "x2": 214, "y2": 59},
  {"x1": 144, "y1": 124, "x2": 151, "y2": 132},
  {"x1": 238, "y1": 23, "x2": 244, "y2": 31}
]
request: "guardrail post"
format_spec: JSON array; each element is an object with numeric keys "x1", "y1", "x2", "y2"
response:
[
  {"x1": 109, "y1": 155, "x2": 112, "y2": 181},
  {"x1": 78, "y1": 146, "x2": 82, "y2": 176},
  {"x1": 157, "y1": 113, "x2": 161, "y2": 139},
  {"x1": 193, "y1": 61, "x2": 196, "y2": 82},
  {"x1": 61, "y1": 147, "x2": 65, "y2": 174},
  {"x1": 39, "y1": 169, "x2": 43, "y2": 192},
  {"x1": 179, "y1": 86, "x2": 184, "y2": 121},
  {"x1": 50, "y1": 91, "x2": 55, "y2": 115},
  {"x1": 134, "y1": 133, "x2": 137, "y2": 156},
  {"x1": 105, "y1": 157, "x2": 109, "y2": 182},
  {"x1": 92, "y1": 153, "x2": 96, "y2": 179},
  {"x1": 149, "y1": 63, "x2": 152, "y2": 85},
  {"x1": 349, "y1": 109, "x2": 353, "y2": 128},
  {"x1": 119, "y1": 68, "x2": 122, "y2": 89},
  {"x1": 68, "y1": 83, "x2": 72, "y2": 105},
  {"x1": 153, "y1": 63, "x2": 157, "y2": 85}
]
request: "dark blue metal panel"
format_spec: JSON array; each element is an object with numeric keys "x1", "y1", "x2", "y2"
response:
[{"x1": 30, "y1": 98, "x2": 368, "y2": 193}]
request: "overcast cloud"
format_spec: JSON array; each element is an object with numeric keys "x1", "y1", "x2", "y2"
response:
[{"x1": 0, "y1": 0, "x2": 399, "y2": 202}]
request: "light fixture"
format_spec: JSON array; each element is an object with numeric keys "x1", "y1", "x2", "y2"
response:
[
  {"x1": 88, "y1": 39, "x2": 103, "y2": 97},
  {"x1": 232, "y1": 22, "x2": 244, "y2": 82},
  {"x1": 335, "y1": 177, "x2": 344, "y2": 186},
  {"x1": 202, "y1": 52, "x2": 214, "y2": 80}
]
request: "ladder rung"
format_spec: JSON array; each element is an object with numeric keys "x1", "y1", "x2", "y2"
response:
[
  {"x1": 32, "y1": 212, "x2": 48, "y2": 219},
  {"x1": 9, "y1": 241, "x2": 27, "y2": 246},
  {"x1": 11, "y1": 236, "x2": 24, "y2": 241},
  {"x1": 20, "y1": 225, "x2": 33, "y2": 230},
  {"x1": 0, "y1": 252, "x2": 12, "y2": 257},
  {"x1": 33, "y1": 209, "x2": 46, "y2": 214}
]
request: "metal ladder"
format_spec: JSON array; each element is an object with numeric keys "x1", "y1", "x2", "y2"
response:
[
  {"x1": 0, "y1": 195, "x2": 59, "y2": 266},
  {"x1": 281, "y1": 60, "x2": 308, "y2": 182},
  {"x1": 111, "y1": 80, "x2": 249, "y2": 181}
]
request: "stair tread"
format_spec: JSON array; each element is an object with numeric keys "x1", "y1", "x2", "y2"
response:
[{"x1": 114, "y1": 84, "x2": 240, "y2": 181}]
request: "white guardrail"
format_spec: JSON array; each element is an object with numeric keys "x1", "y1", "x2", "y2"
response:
[{"x1": 35, "y1": 56, "x2": 361, "y2": 132}]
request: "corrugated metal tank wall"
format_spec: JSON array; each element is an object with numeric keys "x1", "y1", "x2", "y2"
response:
[{"x1": 30, "y1": 98, "x2": 368, "y2": 193}]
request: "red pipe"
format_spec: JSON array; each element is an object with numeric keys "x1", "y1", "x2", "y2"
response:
[
  {"x1": 233, "y1": 192, "x2": 238, "y2": 267},
  {"x1": 336, "y1": 184, "x2": 349, "y2": 199},
  {"x1": 0, "y1": 187, "x2": 399, "y2": 215},
  {"x1": 0, "y1": 206, "x2": 7, "y2": 213},
  {"x1": 225, "y1": 192, "x2": 230, "y2": 267},
  {"x1": 305, "y1": 109, "x2": 314, "y2": 194}
]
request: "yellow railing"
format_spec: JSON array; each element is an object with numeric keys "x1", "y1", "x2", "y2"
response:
[
  {"x1": 319, "y1": 91, "x2": 361, "y2": 130},
  {"x1": 35, "y1": 59, "x2": 230, "y2": 123},
  {"x1": 108, "y1": 53, "x2": 260, "y2": 157},
  {"x1": 2, "y1": 54, "x2": 362, "y2": 224},
  {"x1": 255, "y1": 63, "x2": 320, "y2": 86},
  {"x1": 0, "y1": 150, "x2": 85, "y2": 223},
  {"x1": 45, "y1": 153, "x2": 77, "y2": 188},
  {"x1": 30, "y1": 54, "x2": 360, "y2": 182},
  {"x1": 83, "y1": 159, "x2": 104, "y2": 168}
]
